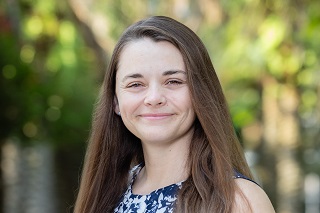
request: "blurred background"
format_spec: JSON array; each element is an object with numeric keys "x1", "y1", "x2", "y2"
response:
[{"x1": 0, "y1": 0, "x2": 319, "y2": 212}]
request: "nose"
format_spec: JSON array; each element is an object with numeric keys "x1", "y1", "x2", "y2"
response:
[{"x1": 144, "y1": 85, "x2": 166, "y2": 107}]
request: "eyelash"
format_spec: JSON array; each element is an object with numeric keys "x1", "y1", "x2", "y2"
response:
[
  {"x1": 127, "y1": 82, "x2": 144, "y2": 88},
  {"x1": 166, "y1": 80, "x2": 183, "y2": 85}
]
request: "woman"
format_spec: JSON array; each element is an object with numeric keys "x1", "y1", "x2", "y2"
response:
[{"x1": 74, "y1": 16, "x2": 275, "y2": 213}]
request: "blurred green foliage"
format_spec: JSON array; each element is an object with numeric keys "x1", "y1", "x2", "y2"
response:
[{"x1": 0, "y1": 0, "x2": 98, "y2": 146}]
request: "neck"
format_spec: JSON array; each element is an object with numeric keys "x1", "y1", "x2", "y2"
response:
[{"x1": 132, "y1": 138, "x2": 191, "y2": 195}]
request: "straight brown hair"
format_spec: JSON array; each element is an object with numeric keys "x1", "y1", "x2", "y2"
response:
[{"x1": 74, "y1": 16, "x2": 252, "y2": 213}]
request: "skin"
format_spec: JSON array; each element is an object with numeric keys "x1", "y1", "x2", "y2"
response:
[
  {"x1": 115, "y1": 38, "x2": 195, "y2": 194},
  {"x1": 234, "y1": 179, "x2": 276, "y2": 212},
  {"x1": 114, "y1": 38, "x2": 275, "y2": 212}
]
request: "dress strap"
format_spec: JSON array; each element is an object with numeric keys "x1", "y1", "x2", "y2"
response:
[{"x1": 233, "y1": 171, "x2": 260, "y2": 186}]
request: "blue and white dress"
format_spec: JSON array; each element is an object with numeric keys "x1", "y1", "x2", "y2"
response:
[{"x1": 114, "y1": 165, "x2": 256, "y2": 213}]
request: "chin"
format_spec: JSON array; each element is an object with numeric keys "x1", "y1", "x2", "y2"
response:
[{"x1": 139, "y1": 134, "x2": 173, "y2": 144}]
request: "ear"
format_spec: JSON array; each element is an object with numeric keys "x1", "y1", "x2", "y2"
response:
[{"x1": 113, "y1": 96, "x2": 120, "y2": 115}]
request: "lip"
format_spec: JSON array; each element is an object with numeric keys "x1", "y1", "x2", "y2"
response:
[{"x1": 139, "y1": 113, "x2": 174, "y2": 120}]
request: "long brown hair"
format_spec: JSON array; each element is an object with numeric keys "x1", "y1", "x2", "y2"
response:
[{"x1": 74, "y1": 16, "x2": 252, "y2": 213}]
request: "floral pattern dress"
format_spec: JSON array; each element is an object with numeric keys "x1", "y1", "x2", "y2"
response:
[{"x1": 114, "y1": 165, "x2": 256, "y2": 213}]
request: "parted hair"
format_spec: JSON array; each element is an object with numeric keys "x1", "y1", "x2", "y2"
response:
[{"x1": 74, "y1": 16, "x2": 252, "y2": 213}]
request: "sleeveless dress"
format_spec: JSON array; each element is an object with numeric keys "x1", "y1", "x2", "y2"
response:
[{"x1": 114, "y1": 165, "x2": 257, "y2": 213}]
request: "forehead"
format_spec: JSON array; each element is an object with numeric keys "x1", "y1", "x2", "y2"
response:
[{"x1": 116, "y1": 38, "x2": 185, "y2": 75}]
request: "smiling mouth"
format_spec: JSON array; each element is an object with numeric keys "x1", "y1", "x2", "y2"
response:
[{"x1": 139, "y1": 113, "x2": 174, "y2": 120}]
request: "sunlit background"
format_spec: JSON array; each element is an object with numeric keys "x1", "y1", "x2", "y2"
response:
[{"x1": 0, "y1": 0, "x2": 319, "y2": 212}]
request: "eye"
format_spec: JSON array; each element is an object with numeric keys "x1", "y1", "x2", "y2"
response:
[
  {"x1": 127, "y1": 82, "x2": 144, "y2": 88},
  {"x1": 166, "y1": 79, "x2": 183, "y2": 85}
]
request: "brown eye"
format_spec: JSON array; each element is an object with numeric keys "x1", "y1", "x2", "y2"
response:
[
  {"x1": 166, "y1": 80, "x2": 183, "y2": 85},
  {"x1": 127, "y1": 82, "x2": 143, "y2": 88}
]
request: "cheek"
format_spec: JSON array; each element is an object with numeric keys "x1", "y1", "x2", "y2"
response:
[
  {"x1": 118, "y1": 94, "x2": 142, "y2": 112},
  {"x1": 174, "y1": 91, "x2": 193, "y2": 107}
]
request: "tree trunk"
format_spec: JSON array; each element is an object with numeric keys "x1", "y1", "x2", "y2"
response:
[
  {"x1": 1, "y1": 139, "x2": 57, "y2": 213},
  {"x1": 261, "y1": 77, "x2": 303, "y2": 213}
]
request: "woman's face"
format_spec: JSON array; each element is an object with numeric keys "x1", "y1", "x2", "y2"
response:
[{"x1": 115, "y1": 38, "x2": 196, "y2": 146}]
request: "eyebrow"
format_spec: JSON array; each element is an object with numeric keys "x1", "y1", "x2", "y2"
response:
[
  {"x1": 122, "y1": 70, "x2": 186, "y2": 82},
  {"x1": 122, "y1": 73, "x2": 143, "y2": 82},
  {"x1": 163, "y1": 70, "x2": 186, "y2": 76}
]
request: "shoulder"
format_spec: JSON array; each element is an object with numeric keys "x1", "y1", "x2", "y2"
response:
[{"x1": 233, "y1": 178, "x2": 275, "y2": 213}]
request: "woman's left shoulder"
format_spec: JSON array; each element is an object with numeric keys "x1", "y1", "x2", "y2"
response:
[{"x1": 234, "y1": 178, "x2": 276, "y2": 213}]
